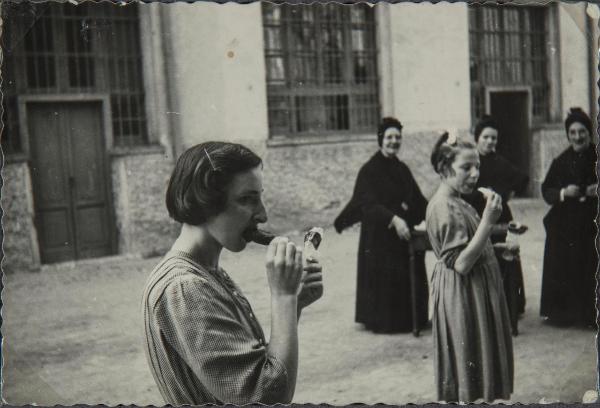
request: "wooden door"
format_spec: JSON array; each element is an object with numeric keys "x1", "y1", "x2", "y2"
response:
[
  {"x1": 489, "y1": 91, "x2": 531, "y2": 196},
  {"x1": 28, "y1": 101, "x2": 114, "y2": 263}
]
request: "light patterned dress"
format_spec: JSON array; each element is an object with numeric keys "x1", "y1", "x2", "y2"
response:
[
  {"x1": 142, "y1": 251, "x2": 288, "y2": 405},
  {"x1": 426, "y1": 191, "x2": 513, "y2": 402}
]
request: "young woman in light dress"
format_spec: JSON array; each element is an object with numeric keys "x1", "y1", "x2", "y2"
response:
[{"x1": 426, "y1": 132, "x2": 514, "y2": 403}]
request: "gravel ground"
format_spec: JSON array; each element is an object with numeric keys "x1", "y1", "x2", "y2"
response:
[{"x1": 2, "y1": 199, "x2": 596, "y2": 405}]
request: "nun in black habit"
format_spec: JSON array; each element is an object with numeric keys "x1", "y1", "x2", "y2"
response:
[
  {"x1": 540, "y1": 107, "x2": 598, "y2": 327},
  {"x1": 467, "y1": 115, "x2": 530, "y2": 226},
  {"x1": 462, "y1": 115, "x2": 529, "y2": 334},
  {"x1": 334, "y1": 117, "x2": 429, "y2": 333}
]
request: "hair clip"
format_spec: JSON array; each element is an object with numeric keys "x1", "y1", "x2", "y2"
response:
[{"x1": 204, "y1": 148, "x2": 217, "y2": 171}]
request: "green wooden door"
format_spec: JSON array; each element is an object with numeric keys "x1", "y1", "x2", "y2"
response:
[{"x1": 28, "y1": 101, "x2": 113, "y2": 263}]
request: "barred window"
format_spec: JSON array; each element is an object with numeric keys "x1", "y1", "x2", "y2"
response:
[
  {"x1": 262, "y1": 3, "x2": 380, "y2": 138},
  {"x1": 1, "y1": 2, "x2": 148, "y2": 154},
  {"x1": 1, "y1": 37, "x2": 21, "y2": 154},
  {"x1": 469, "y1": 5, "x2": 550, "y2": 123}
]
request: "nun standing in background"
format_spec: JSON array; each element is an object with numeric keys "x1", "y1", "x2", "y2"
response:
[
  {"x1": 468, "y1": 115, "x2": 530, "y2": 226},
  {"x1": 334, "y1": 117, "x2": 429, "y2": 333},
  {"x1": 540, "y1": 107, "x2": 598, "y2": 327}
]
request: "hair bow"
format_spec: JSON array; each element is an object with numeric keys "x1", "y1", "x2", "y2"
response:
[{"x1": 446, "y1": 129, "x2": 458, "y2": 146}]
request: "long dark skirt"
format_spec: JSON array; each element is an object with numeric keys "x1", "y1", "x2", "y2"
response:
[
  {"x1": 356, "y1": 241, "x2": 428, "y2": 333},
  {"x1": 496, "y1": 256, "x2": 526, "y2": 334},
  {"x1": 540, "y1": 229, "x2": 597, "y2": 327}
]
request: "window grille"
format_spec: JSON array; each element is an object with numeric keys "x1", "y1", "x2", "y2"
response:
[
  {"x1": 1, "y1": 2, "x2": 148, "y2": 154},
  {"x1": 469, "y1": 5, "x2": 550, "y2": 123},
  {"x1": 2, "y1": 18, "x2": 21, "y2": 154},
  {"x1": 262, "y1": 3, "x2": 379, "y2": 137}
]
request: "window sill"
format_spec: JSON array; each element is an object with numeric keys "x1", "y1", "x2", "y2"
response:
[
  {"x1": 530, "y1": 122, "x2": 564, "y2": 132},
  {"x1": 109, "y1": 144, "x2": 166, "y2": 157},
  {"x1": 267, "y1": 133, "x2": 376, "y2": 148},
  {"x1": 2, "y1": 145, "x2": 168, "y2": 165}
]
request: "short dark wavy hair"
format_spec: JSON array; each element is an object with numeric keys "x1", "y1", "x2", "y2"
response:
[
  {"x1": 166, "y1": 142, "x2": 262, "y2": 225},
  {"x1": 430, "y1": 131, "x2": 476, "y2": 177},
  {"x1": 473, "y1": 114, "x2": 499, "y2": 142},
  {"x1": 377, "y1": 117, "x2": 403, "y2": 147}
]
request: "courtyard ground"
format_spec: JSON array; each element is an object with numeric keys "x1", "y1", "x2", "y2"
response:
[{"x1": 2, "y1": 199, "x2": 597, "y2": 405}]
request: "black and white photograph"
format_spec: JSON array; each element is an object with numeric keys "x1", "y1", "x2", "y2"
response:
[{"x1": 1, "y1": 0, "x2": 598, "y2": 405}]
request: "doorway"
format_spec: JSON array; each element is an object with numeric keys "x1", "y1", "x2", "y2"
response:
[
  {"x1": 488, "y1": 90, "x2": 531, "y2": 197},
  {"x1": 27, "y1": 101, "x2": 115, "y2": 264}
]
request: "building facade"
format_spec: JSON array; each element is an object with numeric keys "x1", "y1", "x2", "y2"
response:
[{"x1": 1, "y1": 1, "x2": 597, "y2": 271}]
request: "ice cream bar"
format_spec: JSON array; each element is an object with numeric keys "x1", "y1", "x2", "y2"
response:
[
  {"x1": 244, "y1": 227, "x2": 324, "y2": 252},
  {"x1": 304, "y1": 227, "x2": 324, "y2": 260},
  {"x1": 243, "y1": 228, "x2": 276, "y2": 246},
  {"x1": 477, "y1": 187, "x2": 494, "y2": 199}
]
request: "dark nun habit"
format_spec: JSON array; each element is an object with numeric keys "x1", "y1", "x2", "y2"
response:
[
  {"x1": 540, "y1": 142, "x2": 598, "y2": 326},
  {"x1": 334, "y1": 151, "x2": 428, "y2": 333},
  {"x1": 474, "y1": 151, "x2": 529, "y2": 224}
]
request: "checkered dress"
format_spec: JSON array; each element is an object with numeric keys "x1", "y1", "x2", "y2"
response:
[{"x1": 141, "y1": 251, "x2": 288, "y2": 405}]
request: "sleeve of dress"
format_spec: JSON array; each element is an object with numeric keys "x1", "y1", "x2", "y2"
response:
[
  {"x1": 541, "y1": 159, "x2": 562, "y2": 205},
  {"x1": 333, "y1": 199, "x2": 358, "y2": 233},
  {"x1": 428, "y1": 202, "x2": 470, "y2": 273},
  {"x1": 155, "y1": 276, "x2": 289, "y2": 405},
  {"x1": 355, "y1": 167, "x2": 395, "y2": 227}
]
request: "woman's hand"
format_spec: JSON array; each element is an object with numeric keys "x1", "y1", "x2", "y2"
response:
[
  {"x1": 493, "y1": 242, "x2": 520, "y2": 262},
  {"x1": 265, "y1": 237, "x2": 302, "y2": 402},
  {"x1": 266, "y1": 237, "x2": 304, "y2": 297},
  {"x1": 481, "y1": 191, "x2": 503, "y2": 226},
  {"x1": 586, "y1": 183, "x2": 598, "y2": 197},
  {"x1": 506, "y1": 241, "x2": 520, "y2": 254},
  {"x1": 297, "y1": 258, "x2": 323, "y2": 310},
  {"x1": 391, "y1": 215, "x2": 411, "y2": 240},
  {"x1": 564, "y1": 184, "x2": 581, "y2": 198},
  {"x1": 493, "y1": 241, "x2": 520, "y2": 254}
]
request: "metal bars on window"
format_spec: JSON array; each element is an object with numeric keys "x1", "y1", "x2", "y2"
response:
[
  {"x1": 1, "y1": 7, "x2": 23, "y2": 154},
  {"x1": 100, "y1": 5, "x2": 147, "y2": 147},
  {"x1": 262, "y1": 3, "x2": 379, "y2": 137},
  {"x1": 469, "y1": 5, "x2": 550, "y2": 123},
  {"x1": 1, "y1": 2, "x2": 148, "y2": 153}
]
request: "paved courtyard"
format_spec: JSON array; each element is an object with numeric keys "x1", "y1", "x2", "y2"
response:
[{"x1": 2, "y1": 199, "x2": 597, "y2": 405}]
